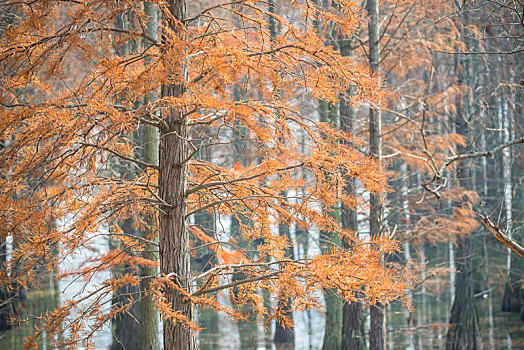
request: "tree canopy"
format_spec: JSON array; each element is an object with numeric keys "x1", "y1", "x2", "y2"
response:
[{"x1": 0, "y1": 1, "x2": 409, "y2": 348}]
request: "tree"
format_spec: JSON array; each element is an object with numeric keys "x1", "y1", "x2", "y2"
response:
[
  {"x1": 339, "y1": 29, "x2": 367, "y2": 350},
  {"x1": 366, "y1": 0, "x2": 385, "y2": 349},
  {"x1": 0, "y1": 1, "x2": 409, "y2": 349}
]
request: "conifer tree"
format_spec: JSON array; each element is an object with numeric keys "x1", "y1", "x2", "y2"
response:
[{"x1": 0, "y1": 1, "x2": 409, "y2": 349}]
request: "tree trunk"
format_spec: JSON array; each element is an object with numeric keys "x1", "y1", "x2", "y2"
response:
[
  {"x1": 445, "y1": 235, "x2": 480, "y2": 349},
  {"x1": 445, "y1": 21, "x2": 480, "y2": 347},
  {"x1": 193, "y1": 141, "x2": 218, "y2": 349},
  {"x1": 140, "y1": 121, "x2": 160, "y2": 350},
  {"x1": 342, "y1": 301, "x2": 366, "y2": 350},
  {"x1": 274, "y1": 296, "x2": 294, "y2": 350},
  {"x1": 110, "y1": 220, "x2": 141, "y2": 350},
  {"x1": 194, "y1": 212, "x2": 219, "y2": 350},
  {"x1": 322, "y1": 291, "x2": 343, "y2": 350},
  {"x1": 109, "y1": 10, "x2": 144, "y2": 349},
  {"x1": 367, "y1": 0, "x2": 384, "y2": 348},
  {"x1": 499, "y1": 88, "x2": 522, "y2": 314},
  {"x1": 319, "y1": 99, "x2": 343, "y2": 350},
  {"x1": 262, "y1": 288, "x2": 273, "y2": 350},
  {"x1": 140, "y1": 3, "x2": 160, "y2": 349},
  {"x1": 230, "y1": 216, "x2": 259, "y2": 349},
  {"x1": 339, "y1": 33, "x2": 367, "y2": 350},
  {"x1": 0, "y1": 141, "x2": 13, "y2": 332},
  {"x1": 159, "y1": 1, "x2": 194, "y2": 349},
  {"x1": 275, "y1": 200, "x2": 295, "y2": 350},
  {"x1": 369, "y1": 305, "x2": 384, "y2": 350}
]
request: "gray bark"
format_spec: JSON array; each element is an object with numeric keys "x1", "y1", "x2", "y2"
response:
[
  {"x1": 445, "y1": 24, "x2": 480, "y2": 347},
  {"x1": 318, "y1": 99, "x2": 343, "y2": 350},
  {"x1": 367, "y1": 0, "x2": 384, "y2": 348},
  {"x1": 140, "y1": 3, "x2": 160, "y2": 349},
  {"x1": 340, "y1": 33, "x2": 366, "y2": 350},
  {"x1": 274, "y1": 213, "x2": 295, "y2": 350}
]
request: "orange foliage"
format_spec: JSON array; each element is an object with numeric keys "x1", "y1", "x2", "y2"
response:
[{"x1": 0, "y1": 0, "x2": 409, "y2": 347}]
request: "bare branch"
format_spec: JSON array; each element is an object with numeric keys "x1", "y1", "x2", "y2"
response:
[
  {"x1": 438, "y1": 136, "x2": 524, "y2": 172},
  {"x1": 423, "y1": 136, "x2": 524, "y2": 197},
  {"x1": 477, "y1": 213, "x2": 524, "y2": 261}
]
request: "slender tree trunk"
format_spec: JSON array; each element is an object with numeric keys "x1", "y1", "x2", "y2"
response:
[
  {"x1": 340, "y1": 33, "x2": 366, "y2": 350},
  {"x1": 448, "y1": 237, "x2": 455, "y2": 310},
  {"x1": 139, "y1": 3, "x2": 160, "y2": 349},
  {"x1": 400, "y1": 164, "x2": 415, "y2": 349},
  {"x1": 500, "y1": 90, "x2": 521, "y2": 313},
  {"x1": 230, "y1": 217, "x2": 259, "y2": 350},
  {"x1": 159, "y1": 1, "x2": 195, "y2": 349},
  {"x1": 0, "y1": 237, "x2": 13, "y2": 331},
  {"x1": 194, "y1": 209, "x2": 219, "y2": 350},
  {"x1": 312, "y1": 1, "x2": 344, "y2": 344},
  {"x1": 367, "y1": 0, "x2": 384, "y2": 348},
  {"x1": 0, "y1": 139, "x2": 13, "y2": 332},
  {"x1": 192, "y1": 124, "x2": 218, "y2": 349},
  {"x1": 262, "y1": 287, "x2": 273, "y2": 350},
  {"x1": 322, "y1": 290, "x2": 343, "y2": 350},
  {"x1": 319, "y1": 99, "x2": 343, "y2": 350},
  {"x1": 141, "y1": 117, "x2": 160, "y2": 350},
  {"x1": 268, "y1": 3, "x2": 295, "y2": 344},
  {"x1": 274, "y1": 204, "x2": 295, "y2": 350},
  {"x1": 501, "y1": 98, "x2": 512, "y2": 275},
  {"x1": 229, "y1": 86, "x2": 260, "y2": 349}
]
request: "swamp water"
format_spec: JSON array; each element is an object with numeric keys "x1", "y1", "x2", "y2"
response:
[{"x1": 1, "y1": 283, "x2": 524, "y2": 349}]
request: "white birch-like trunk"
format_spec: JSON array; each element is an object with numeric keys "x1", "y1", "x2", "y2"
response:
[
  {"x1": 400, "y1": 164, "x2": 415, "y2": 349},
  {"x1": 481, "y1": 114, "x2": 489, "y2": 197},
  {"x1": 499, "y1": 98, "x2": 512, "y2": 274},
  {"x1": 448, "y1": 239, "x2": 455, "y2": 310},
  {"x1": 419, "y1": 245, "x2": 428, "y2": 349}
]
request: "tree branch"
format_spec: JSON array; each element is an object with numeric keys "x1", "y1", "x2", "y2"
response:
[
  {"x1": 477, "y1": 213, "x2": 524, "y2": 261},
  {"x1": 423, "y1": 136, "x2": 524, "y2": 197},
  {"x1": 438, "y1": 136, "x2": 524, "y2": 173},
  {"x1": 80, "y1": 142, "x2": 159, "y2": 170},
  {"x1": 192, "y1": 271, "x2": 281, "y2": 297}
]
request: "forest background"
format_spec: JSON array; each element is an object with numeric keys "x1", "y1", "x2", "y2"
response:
[{"x1": 0, "y1": 0, "x2": 523, "y2": 349}]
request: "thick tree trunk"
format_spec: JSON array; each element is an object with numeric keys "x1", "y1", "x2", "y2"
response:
[
  {"x1": 445, "y1": 25, "x2": 480, "y2": 347},
  {"x1": 342, "y1": 301, "x2": 366, "y2": 350},
  {"x1": 446, "y1": 235, "x2": 480, "y2": 349},
  {"x1": 369, "y1": 305, "x2": 384, "y2": 350},
  {"x1": 367, "y1": 0, "x2": 384, "y2": 349},
  {"x1": 159, "y1": 1, "x2": 194, "y2": 349}
]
